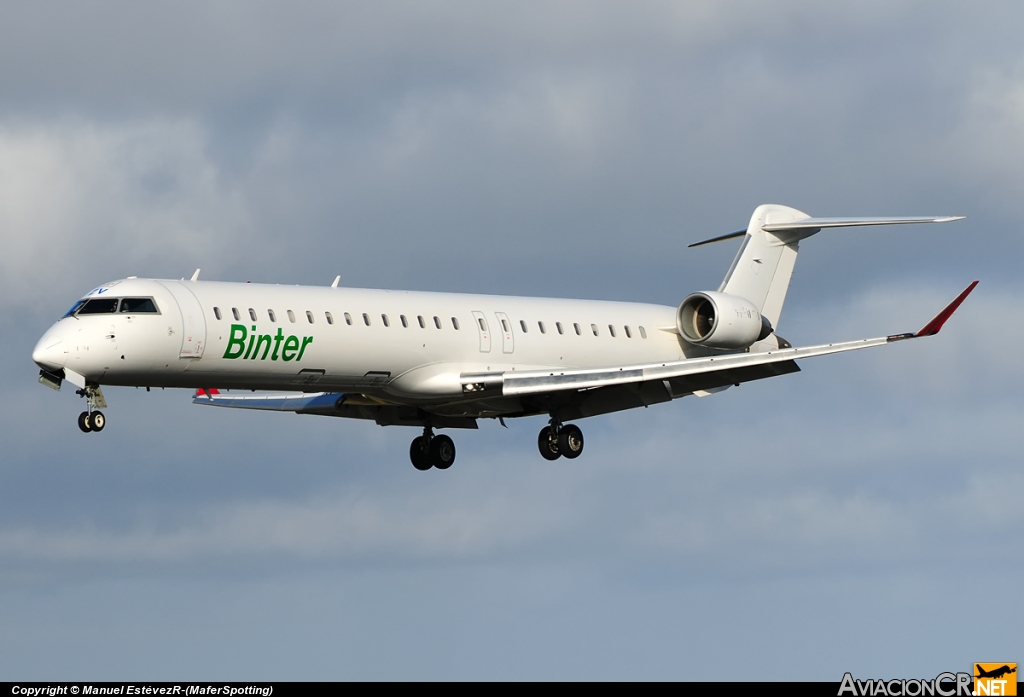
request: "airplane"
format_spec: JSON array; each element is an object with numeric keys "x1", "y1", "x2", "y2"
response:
[
  {"x1": 31, "y1": 204, "x2": 976, "y2": 470},
  {"x1": 975, "y1": 665, "x2": 1016, "y2": 680}
]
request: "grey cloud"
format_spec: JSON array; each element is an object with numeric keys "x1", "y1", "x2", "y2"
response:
[{"x1": 0, "y1": 120, "x2": 249, "y2": 312}]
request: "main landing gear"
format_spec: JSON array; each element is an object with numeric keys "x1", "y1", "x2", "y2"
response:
[
  {"x1": 537, "y1": 418, "x2": 584, "y2": 461},
  {"x1": 409, "y1": 425, "x2": 456, "y2": 471},
  {"x1": 75, "y1": 384, "x2": 108, "y2": 434}
]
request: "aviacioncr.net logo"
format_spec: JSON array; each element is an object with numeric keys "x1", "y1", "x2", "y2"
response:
[{"x1": 839, "y1": 672, "x2": 973, "y2": 697}]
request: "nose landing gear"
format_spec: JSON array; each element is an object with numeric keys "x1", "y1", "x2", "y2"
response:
[
  {"x1": 537, "y1": 417, "x2": 584, "y2": 460},
  {"x1": 75, "y1": 385, "x2": 108, "y2": 434},
  {"x1": 409, "y1": 425, "x2": 456, "y2": 471},
  {"x1": 78, "y1": 410, "x2": 106, "y2": 432}
]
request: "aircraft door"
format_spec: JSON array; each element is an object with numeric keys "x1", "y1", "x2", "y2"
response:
[
  {"x1": 494, "y1": 312, "x2": 514, "y2": 354},
  {"x1": 157, "y1": 281, "x2": 207, "y2": 358},
  {"x1": 471, "y1": 311, "x2": 491, "y2": 353}
]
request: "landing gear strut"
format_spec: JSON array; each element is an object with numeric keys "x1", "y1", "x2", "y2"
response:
[
  {"x1": 76, "y1": 385, "x2": 108, "y2": 434},
  {"x1": 537, "y1": 417, "x2": 584, "y2": 460},
  {"x1": 409, "y1": 425, "x2": 456, "y2": 471}
]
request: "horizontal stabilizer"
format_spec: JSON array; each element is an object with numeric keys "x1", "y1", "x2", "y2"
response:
[
  {"x1": 689, "y1": 215, "x2": 965, "y2": 247},
  {"x1": 761, "y1": 215, "x2": 965, "y2": 233},
  {"x1": 687, "y1": 229, "x2": 746, "y2": 248}
]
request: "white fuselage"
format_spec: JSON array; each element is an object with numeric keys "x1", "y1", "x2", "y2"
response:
[{"x1": 33, "y1": 278, "x2": 695, "y2": 407}]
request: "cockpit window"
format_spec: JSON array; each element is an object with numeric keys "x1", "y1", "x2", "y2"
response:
[
  {"x1": 62, "y1": 300, "x2": 87, "y2": 318},
  {"x1": 119, "y1": 298, "x2": 158, "y2": 313},
  {"x1": 76, "y1": 298, "x2": 119, "y2": 315}
]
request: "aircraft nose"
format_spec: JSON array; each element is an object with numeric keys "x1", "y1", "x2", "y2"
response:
[{"x1": 33, "y1": 333, "x2": 68, "y2": 372}]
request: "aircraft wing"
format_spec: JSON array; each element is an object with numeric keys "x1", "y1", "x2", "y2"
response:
[{"x1": 462, "y1": 281, "x2": 978, "y2": 398}]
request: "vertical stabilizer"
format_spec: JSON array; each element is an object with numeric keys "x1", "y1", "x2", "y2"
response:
[
  {"x1": 709, "y1": 205, "x2": 964, "y2": 329},
  {"x1": 719, "y1": 204, "x2": 809, "y2": 328}
]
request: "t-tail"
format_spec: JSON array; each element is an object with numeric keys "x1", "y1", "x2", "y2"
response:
[{"x1": 690, "y1": 204, "x2": 966, "y2": 330}]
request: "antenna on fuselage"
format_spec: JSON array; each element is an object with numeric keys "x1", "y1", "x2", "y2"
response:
[
  {"x1": 190, "y1": 269, "x2": 201, "y2": 282},
  {"x1": 331, "y1": 275, "x2": 341, "y2": 288}
]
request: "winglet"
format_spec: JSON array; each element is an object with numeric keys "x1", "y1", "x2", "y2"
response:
[
  {"x1": 915, "y1": 281, "x2": 978, "y2": 337},
  {"x1": 195, "y1": 387, "x2": 221, "y2": 399},
  {"x1": 190, "y1": 268, "x2": 201, "y2": 281}
]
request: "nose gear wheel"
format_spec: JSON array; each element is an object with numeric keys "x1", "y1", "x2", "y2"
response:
[
  {"x1": 75, "y1": 385, "x2": 109, "y2": 434},
  {"x1": 77, "y1": 410, "x2": 106, "y2": 433}
]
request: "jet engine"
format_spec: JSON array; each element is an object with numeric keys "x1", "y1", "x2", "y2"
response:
[{"x1": 676, "y1": 291, "x2": 772, "y2": 349}]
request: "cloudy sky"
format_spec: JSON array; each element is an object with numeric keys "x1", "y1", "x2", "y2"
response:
[{"x1": 1, "y1": 1, "x2": 1021, "y2": 680}]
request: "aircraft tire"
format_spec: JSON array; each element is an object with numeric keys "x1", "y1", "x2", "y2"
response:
[
  {"x1": 90, "y1": 411, "x2": 106, "y2": 432},
  {"x1": 78, "y1": 412, "x2": 92, "y2": 433},
  {"x1": 430, "y1": 434, "x2": 456, "y2": 470},
  {"x1": 410, "y1": 436, "x2": 433, "y2": 470},
  {"x1": 538, "y1": 427, "x2": 561, "y2": 460},
  {"x1": 557, "y1": 424, "x2": 583, "y2": 459}
]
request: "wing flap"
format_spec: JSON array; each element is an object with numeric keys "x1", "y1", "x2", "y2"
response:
[{"x1": 493, "y1": 336, "x2": 889, "y2": 397}]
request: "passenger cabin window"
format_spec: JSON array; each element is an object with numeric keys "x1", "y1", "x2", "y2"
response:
[
  {"x1": 639, "y1": 326, "x2": 647, "y2": 339},
  {"x1": 249, "y1": 308, "x2": 257, "y2": 321},
  {"x1": 287, "y1": 310, "x2": 296, "y2": 323},
  {"x1": 451, "y1": 317, "x2": 460, "y2": 330},
  {"x1": 77, "y1": 298, "x2": 119, "y2": 315},
  {"x1": 538, "y1": 321, "x2": 546, "y2": 334},
  {"x1": 232, "y1": 308, "x2": 240, "y2": 321},
  {"x1": 608, "y1": 325, "x2": 616, "y2": 338},
  {"x1": 268, "y1": 309, "x2": 277, "y2": 322},
  {"x1": 556, "y1": 322, "x2": 563, "y2": 335},
  {"x1": 120, "y1": 298, "x2": 158, "y2": 314},
  {"x1": 363, "y1": 313, "x2": 370, "y2": 326},
  {"x1": 344, "y1": 312, "x2": 352, "y2": 325},
  {"x1": 591, "y1": 324, "x2": 599, "y2": 336},
  {"x1": 519, "y1": 320, "x2": 528, "y2": 333},
  {"x1": 382, "y1": 314, "x2": 390, "y2": 327},
  {"x1": 573, "y1": 323, "x2": 581, "y2": 336},
  {"x1": 624, "y1": 325, "x2": 632, "y2": 338},
  {"x1": 213, "y1": 307, "x2": 222, "y2": 320},
  {"x1": 433, "y1": 316, "x2": 441, "y2": 329},
  {"x1": 325, "y1": 312, "x2": 334, "y2": 325},
  {"x1": 418, "y1": 315, "x2": 426, "y2": 329},
  {"x1": 401, "y1": 315, "x2": 408, "y2": 328},
  {"x1": 306, "y1": 311, "x2": 314, "y2": 324}
]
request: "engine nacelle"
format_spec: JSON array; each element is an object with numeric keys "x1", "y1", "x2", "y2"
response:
[{"x1": 676, "y1": 291, "x2": 772, "y2": 349}]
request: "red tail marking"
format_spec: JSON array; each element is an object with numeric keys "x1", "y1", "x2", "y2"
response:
[{"x1": 915, "y1": 281, "x2": 978, "y2": 337}]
